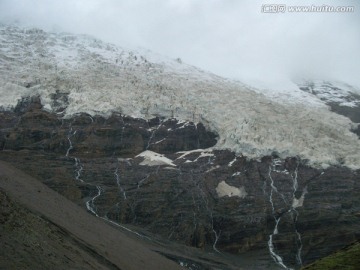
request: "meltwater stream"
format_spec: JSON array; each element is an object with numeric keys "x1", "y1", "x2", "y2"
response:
[
  {"x1": 267, "y1": 158, "x2": 305, "y2": 270},
  {"x1": 267, "y1": 161, "x2": 290, "y2": 270},
  {"x1": 64, "y1": 126, "x2": 154, "y2": 243}
]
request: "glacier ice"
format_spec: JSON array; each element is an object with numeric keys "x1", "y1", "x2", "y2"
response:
[{"x1": 1, "y1": 24, "x2": 360, "y2": 168}]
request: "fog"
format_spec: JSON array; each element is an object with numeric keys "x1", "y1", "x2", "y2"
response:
[{"x1": 1, "y1": 0, "x2": 359, "y2": 89}]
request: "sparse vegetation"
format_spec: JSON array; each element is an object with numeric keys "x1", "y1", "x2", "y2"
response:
[{"x1": 302, "y1": 242, "x2": 360, "y2": 270}]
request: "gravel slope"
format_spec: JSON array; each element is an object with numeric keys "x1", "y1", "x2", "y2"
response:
[{"x1": 0, "y1": 160, "x2": 182, "y2": 270}]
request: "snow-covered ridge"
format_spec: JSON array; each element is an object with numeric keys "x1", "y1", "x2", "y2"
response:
[
  {"x1": 1, "y1": 24, "x2": 360, "y2": 168},
  {"x1": 296, "y1": 79, "x2": 360, "y2": 108}
]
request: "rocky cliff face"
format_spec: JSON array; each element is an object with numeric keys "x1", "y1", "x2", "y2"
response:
[
  {"x1": 297, "y1": 80, "x2": 360, "y2": 139},
  {"x1": 1, "y1": 96, "x2": 359, "y2": 270}
]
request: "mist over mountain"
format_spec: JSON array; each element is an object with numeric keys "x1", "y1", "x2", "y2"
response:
[
  {"x1": 1, "y1": 0, "x2": 359, "y2": 89},
  {"x1": 0, "y1": 2, "x2": 360, "y2": 269}
]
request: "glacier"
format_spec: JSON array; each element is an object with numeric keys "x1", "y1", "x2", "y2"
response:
[{"x1": 1, "y1": 23, "x2": 360, "y2": 169}]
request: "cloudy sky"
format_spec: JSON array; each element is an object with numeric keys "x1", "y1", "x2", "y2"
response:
[{"x1": 0, "y1": 0, "x2": 359, "y2": 89}]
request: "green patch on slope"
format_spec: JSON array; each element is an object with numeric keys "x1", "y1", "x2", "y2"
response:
[{"x1": 302, "y1": 241, "x2": 360, "y2": 270}]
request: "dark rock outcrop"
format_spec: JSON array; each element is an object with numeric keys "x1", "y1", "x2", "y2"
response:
[
  {"x1": 1, "y1": 96, "x2": 359, "y2": 270},
  {"x1": 1, "y1": 96, "x2": 217, "y2": 156},
  {"x1": 298, "y1": 82, "x2": 360, "y2": 138}
]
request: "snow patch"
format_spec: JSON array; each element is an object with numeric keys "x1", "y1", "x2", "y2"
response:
[
  {"x1": 205, "y1": 165, "x2": 220, "y2": 173},
  {"x1": 152, "y1": 138, "x2": 166, "y2": 144},
  {"x1": 292, "y1": 188, "x2": 308, "y2": 208},
  {"x1": 176, "y1": 149, "x2": 214, "y2": 161},
  {"x1": 296, "y1": 79, "x2": 360, "y2": 108},
  {"x1": 228, "y1": 157, "x2": 237, "y2": 167},
  {"x1": 163, "y1": 166, "x2": 178, "y2": 170},
  {"x1": 136, "y1": 150, "x2": 175, "y2": 167},
  {"x1": 216, "y1": 181, "x2": 247, "y2": 198}
]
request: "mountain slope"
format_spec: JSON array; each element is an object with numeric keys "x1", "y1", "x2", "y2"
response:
[
  {"x1": 301, "y1": 241, "x2": 360, "y2": 270},
  {"x1": 0, "y1": 24, "x2": 359, "y2": 168},
  {"x1": 1, "y1": 97, "x2": 359, "y2": 270},
  {"x1": 0, "y1": 189, "x2": 120, "y2": 270},
  {"x1": 1, "y1": 23, "x2": 360, "y2": 270},
  {"x1": 0, "y1": 161, "x2": 183, "y2": 270},
  {"x1": 296, "y1": 80, "x2": 360, "y2": 125}
]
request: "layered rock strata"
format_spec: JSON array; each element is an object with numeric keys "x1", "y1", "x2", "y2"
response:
[{"x1": 1, "y1": 97, "x2": 359, "y2": 270}]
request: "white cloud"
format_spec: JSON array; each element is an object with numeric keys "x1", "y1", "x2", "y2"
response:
[{"x1": 0, "y1": 0, "x2": 359, "y2": 87}]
